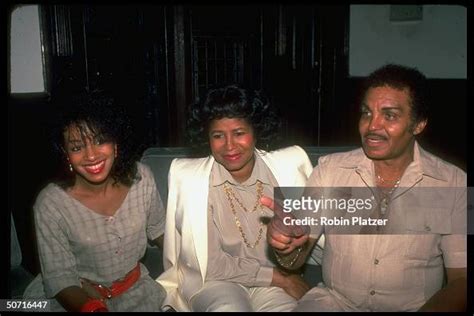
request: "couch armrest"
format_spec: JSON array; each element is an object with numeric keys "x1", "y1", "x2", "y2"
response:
[
  {"x1": 141, "y1": 245, "x2": 164, "y2": 279},
  {"x1": 10, "y1": 213, "x2": 34, "y2": 298}
]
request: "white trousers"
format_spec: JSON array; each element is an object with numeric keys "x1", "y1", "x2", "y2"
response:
[
  {"x1": 190, "y1": 281, "x2": 297, "y2": 312},
  {"x1": 293, "y1": 285, "x2": 349, "y2": 312}
]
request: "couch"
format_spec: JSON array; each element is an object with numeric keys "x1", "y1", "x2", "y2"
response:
[
  {"x1": 12, "y1": 146, "x2": 355, "y2": 299},
  {"x1": 140, "y1": 146, "x2": 356, "y2": 287},
  {"x1": 10, "y1": 213, "x2": 34, "y2": 299}
]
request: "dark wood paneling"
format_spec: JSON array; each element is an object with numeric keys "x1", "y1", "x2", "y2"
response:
[
  {"x1": 9, "y1": 97, "x2": 59, "y2": 275},
  {"x1": 418, "y1": 79, "x2": 467, "y2": 170}
]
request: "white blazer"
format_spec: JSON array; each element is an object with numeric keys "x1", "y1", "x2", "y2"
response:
[{"x1": 156, "y1": 146, "x2": 313, "y2": 311}]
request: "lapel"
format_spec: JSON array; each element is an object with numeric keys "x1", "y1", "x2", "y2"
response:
[{"x1": 181, "y1": 156, "x2": 214, "y2": 282}]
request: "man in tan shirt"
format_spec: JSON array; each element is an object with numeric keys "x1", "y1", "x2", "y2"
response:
[{"x1": 264, "y1": 64, "x2": 467, "y2": 312}]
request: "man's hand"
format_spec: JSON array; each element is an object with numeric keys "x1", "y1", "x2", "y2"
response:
[
  {"x1": 271, "y1": 268, "x2": 310, "y2": 300},
  {"x1": 152, "y1": 234, "x2": 164, "y2": 250},
  {"x1": 261, "y1": 195, "x2": 309, "y2": 255}
]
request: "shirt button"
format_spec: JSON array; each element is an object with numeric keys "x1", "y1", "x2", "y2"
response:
[
  {"x1": 374, "y1": 259, "x2": 379, "y2": 265},
  {"x1": 370, "y1": 290, "x2": 376, "y2": 295},
  {"x1": 425, "y1": 226, "x2": 431, "y2": 232}
]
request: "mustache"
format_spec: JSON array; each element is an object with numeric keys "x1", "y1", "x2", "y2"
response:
[{"x1": 364, "y1": 133, "x2": 387, "y2": 141}]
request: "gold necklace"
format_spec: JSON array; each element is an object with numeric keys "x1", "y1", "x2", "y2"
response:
[
  {"x1": 377, "y1": 177, "x2": 400, "y2": 215},
  {"x1": 223, "y1": 181, "x2": 265, "y2": 248},
  {"x1": 376, "y1": 174, "x2": 400, "y2": 185},
  {"x1": 225, "y1": 181, "x2": 262, "y2": 213}
]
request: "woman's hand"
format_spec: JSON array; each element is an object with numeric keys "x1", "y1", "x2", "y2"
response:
[
  {"x1": 261, "y1": 196, "x2": 310, "y2": 255},
  {"x1": 271, "y1": 268, "x2": 310, "y2": 300}
]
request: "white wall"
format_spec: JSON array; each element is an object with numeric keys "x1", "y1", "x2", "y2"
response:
[
  {"x1": 10, "y1": 5, "x2": 46, "y2": 94},
  {"x1": 349, "y1": 5, "x2": 466, "y2": 78}
]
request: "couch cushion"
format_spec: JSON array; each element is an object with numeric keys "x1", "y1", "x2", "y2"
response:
[
  {"x1": 304, "y1": 146, "x2": 356, "y2": 166},
  {"x1": 11, "y1": 213, "x2": 22, "y2": 268},
  {"x1": 140, "y1": 147, "x2": 194, "y2": 205}
]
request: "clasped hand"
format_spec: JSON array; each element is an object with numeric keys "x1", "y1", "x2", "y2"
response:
[{"x1": 261, "y1": 196, "x2": 310, "y2": 255}]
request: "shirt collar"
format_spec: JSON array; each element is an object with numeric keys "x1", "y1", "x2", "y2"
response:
[
  {"x1": 210, "y1": 152, "x2": 271, "y2": 187},
  {"x1": 412, "y1": 142, "x2": 448, "y2": 181},
  {"x1": 340, "y1": 142, "x2": 448, "y2": 183}
]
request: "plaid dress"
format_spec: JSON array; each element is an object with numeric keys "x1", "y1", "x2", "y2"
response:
[{"x1": 24, "y1": 162, "x2": 166, "y2": 312}]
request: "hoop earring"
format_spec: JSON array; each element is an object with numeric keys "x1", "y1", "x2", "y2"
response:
[{"x1": 69, "y1": 163, "x2": 73, "y2": 172}]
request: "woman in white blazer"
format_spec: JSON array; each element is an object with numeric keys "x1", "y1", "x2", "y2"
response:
[{"x1": 157, "y1": 84, "x2": 313, "y2": 311}]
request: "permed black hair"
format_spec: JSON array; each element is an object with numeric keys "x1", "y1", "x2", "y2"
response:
[
  {"x1": 50, "y1": 91, "x2": 139, "y2": 188},
  {"x1": 187, "y1": 84, "x2": 281, "y2": 154}
]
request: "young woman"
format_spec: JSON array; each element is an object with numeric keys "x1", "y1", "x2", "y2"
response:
[
  {"x1": 23, "y1": 91, "x2": 166, "y2": 312},
  {"x1": 157, "y1": 84, "x2": 313, "y2": 311}
]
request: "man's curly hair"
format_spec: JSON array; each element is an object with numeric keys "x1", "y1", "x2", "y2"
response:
[
  {"x1": 50, "y1": 91, "x2": 139, "y2": 188},
  {"x1": 363, "y1": 64, "x2": 429, "y2": 123},
  {"x1": 187, "y1": 84, "x2": 281, "y2": 155}
]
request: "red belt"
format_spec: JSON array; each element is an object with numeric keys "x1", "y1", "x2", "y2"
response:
[{"x1": 83, "y1": 264, "x2": 141, "y2": 299}]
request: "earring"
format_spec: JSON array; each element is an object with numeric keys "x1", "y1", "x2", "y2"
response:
[{"x1": 69, "y1": 163, "x2": 73, "y2": 172}]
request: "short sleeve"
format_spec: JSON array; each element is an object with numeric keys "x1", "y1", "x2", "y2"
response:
[
  {"x1": 138, "y1": 163, "x2": 166, "y2": 241},
  {"x1": 34, "y1": 188, "x2": 81, "y2": 297}
]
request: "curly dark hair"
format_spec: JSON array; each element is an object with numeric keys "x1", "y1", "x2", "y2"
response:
[
  {"x1": 187, "y1": 84, "x2": 281, "y2": 154},
  {"x1": 50, "y1": 91, "x2": 139, "y2": 188},
  {"x1": 363, "y1": 64, "x2": 429, "y2": 123}
]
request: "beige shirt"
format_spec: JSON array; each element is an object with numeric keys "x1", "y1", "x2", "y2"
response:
[
  {"x1": 205, "y1": 154, "x2": 278, "y2": 286},
  {"x1": 307, "y1": 142, "x2": 466, "y2": 312}
]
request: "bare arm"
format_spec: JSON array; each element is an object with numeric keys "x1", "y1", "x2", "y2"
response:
[
  {"x1": 54, "y1": 286, "x2": 94, "y2": 312},
  {"x1": 417, "y1": 268, "x2": 466, "y2": 312},
  {"x1": 151, "y1": 234, "x2": 164, "y2": 250},
  {"x1": 270, "y1": 268, "x2": 310, "y2": 299}
]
